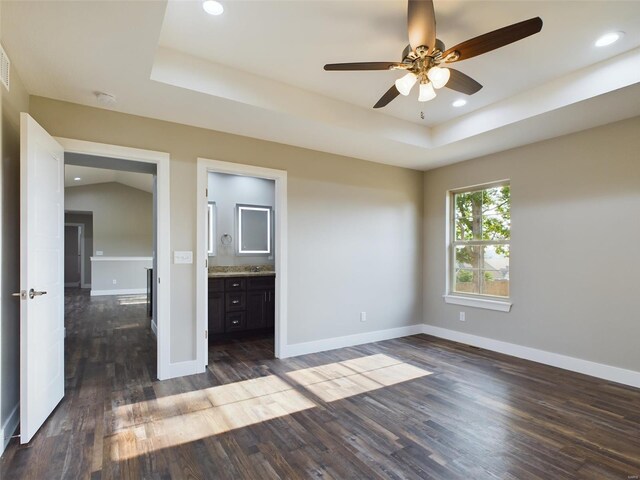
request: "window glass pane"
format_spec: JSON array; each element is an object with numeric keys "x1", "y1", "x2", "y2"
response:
[
  {"x1": 454, "y1": 245, "x2": 481, "y2": 294},
  {"x1": 482, "y1": 214, "x2": 510, "y2": 240},
  {"x1": 454, "y1": 190, "x2": 484, "y2": 240},
  {"x1": 480, "y1": 245, "x2": 509, "y2": 297}
]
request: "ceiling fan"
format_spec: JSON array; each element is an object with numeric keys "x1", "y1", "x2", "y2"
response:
[{"x1": 324, "y1": 0, "x2": 543, "y2": 109}]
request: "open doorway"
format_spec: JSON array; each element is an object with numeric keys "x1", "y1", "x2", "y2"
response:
[
  {"x1": 206, "y1": 172, "x2": 276, "y2": 358},
  {"x1": 63, "y1": 160, "x2": 157, "y2": 374},
  {"x1": 196, "y1": 158, "x2": 288, "y2": 367}
]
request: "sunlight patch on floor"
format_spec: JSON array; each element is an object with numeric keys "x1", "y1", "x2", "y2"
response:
[
  {"x1": 109, "y1": 354, "x2": 432, "y2": 460},
  {"x1": 109, "y1": 375, "x2": 315, "y2": 460},
  {"x1": 286, "y1": 354, "x2": 432, "y2": 402},
  {"x1": 117, "y1": 295, "x2": 148, "y2": 306}
]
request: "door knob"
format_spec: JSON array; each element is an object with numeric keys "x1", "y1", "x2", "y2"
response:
[{"x1": 29, "y1": 289, "x2": 47, "y2": 299}]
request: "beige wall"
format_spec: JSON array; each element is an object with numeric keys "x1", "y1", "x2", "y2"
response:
[
  {"x1": 31, "y1": 96, "x2": 424, "y2": 363},
  {"x1": 0, "y1": 17, "x2": 29, "y2": 448},
  {"x1": 423, "y1": 116, "x2": 640, "y2": 372},
  {"x1": 65, "y1": 182, "x2": 153, "y2": 256}
]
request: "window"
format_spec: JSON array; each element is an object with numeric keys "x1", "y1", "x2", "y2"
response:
[{"x1": 450, "y1": 182, "x2": 510, "y2": 298}]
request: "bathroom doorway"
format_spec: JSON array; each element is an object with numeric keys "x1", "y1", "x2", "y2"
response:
[{"x1": 196, "y1": 159, "x2": 288, "y2": 367}]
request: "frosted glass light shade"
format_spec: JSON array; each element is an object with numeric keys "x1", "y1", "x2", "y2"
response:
[
  {"x1": 395, "y1": 73, "x2": 418, "y2": 96},
  {"x1": 418, "y1": 82, "x2": 436, "y2": 102},
  {"x1": 427, "y1": 67, "x2": 450, "y2": 89}
]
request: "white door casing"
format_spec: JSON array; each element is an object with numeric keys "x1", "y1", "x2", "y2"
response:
[{"x1": 19, "y1": 113, "x2": 65, "y2": 443}]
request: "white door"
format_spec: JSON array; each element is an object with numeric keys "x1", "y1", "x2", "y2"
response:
[{"x1": 19, "y1": 113, "x2": 65, "y2": 443}]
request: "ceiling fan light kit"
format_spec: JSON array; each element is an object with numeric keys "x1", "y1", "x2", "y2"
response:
[
  {"x1": 427, "y1": 66, "x2": 450, "y2": 89},
  {"x1": 395, "y1": 72, "x2": 418, "y2": 96},
  {"x1": 324, "y1": 0, "x2": 543, "y2": 109},
  {"x1": 418, "y1": 82, "x2": 436, "y2": 102}
]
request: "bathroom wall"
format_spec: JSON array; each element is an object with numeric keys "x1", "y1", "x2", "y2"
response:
[{"x1": 208, "y1": 172, "x2": 275, "y2": 267}]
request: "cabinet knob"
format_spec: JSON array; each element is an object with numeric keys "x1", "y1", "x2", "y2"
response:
[
  {"x1": 232, "y1": 283, "x2": 240, "y2": 287},
  {"x1": 232, "y1": 300, "x2": 240, "y2": 304},
  {"x1": 232, "y1": 319, "x2": 239, "y2": 325}
]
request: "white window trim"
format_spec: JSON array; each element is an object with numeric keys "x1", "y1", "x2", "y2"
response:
[
  {"x1": 443, "y1": 294, "x2": 512, "y2": 312},
  {"x1": 444, "y1": 180, "x2": 512, "y2": 312}
]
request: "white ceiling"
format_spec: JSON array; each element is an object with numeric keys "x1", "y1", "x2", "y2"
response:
[
  {"x1": 3, "y1": 1, "x2": 640, "y2": 170},
  {"x1": 65, "y1": 165, "x2": 153, "y2": 193}
]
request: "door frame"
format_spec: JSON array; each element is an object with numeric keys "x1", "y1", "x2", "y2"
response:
[
  {"x1": 196, "y1": 158, "x2": 288, "y2": 365},
  {"x1": 64, "y1": 223, "x2": 84, "y2": 287},
  {"x1": 55, "y1": 137, "x2": 174, "y2": 380}
]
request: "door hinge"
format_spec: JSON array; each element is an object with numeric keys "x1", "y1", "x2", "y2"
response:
[
  {"x1": 206, "y1": 188, "x2": 208, "y2": 197},
  {"x1": 205, "y1": 330, "x2": 208, "y2": 339}
]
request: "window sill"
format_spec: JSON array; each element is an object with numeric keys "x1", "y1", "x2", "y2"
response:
[{"x1": 443, "y1": 295, "x2": 512, "y2": 312}]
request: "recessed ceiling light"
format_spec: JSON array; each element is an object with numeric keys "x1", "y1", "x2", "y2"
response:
[
  {"x1": 595, "y1": 31, "x2": 624, "y2": 47},
  {"x1": 452, "y1": 99, "x2": 467, "y2": 108},
  {"x1": 74, "y1": 177, "x2": 81, "y2": 181},
  {"x1": 203, "y1": 0, "x2": 224, "y2": 15}
]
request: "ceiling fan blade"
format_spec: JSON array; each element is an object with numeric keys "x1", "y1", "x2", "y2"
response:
[
  {"x1": 373, "y1": 85, "x2": 401, "y2": 109},
  {"x1": 445, "y1": 68, "x2": 483, "y2": 95},
  {"x1": 443, "y1": 17, "x2": 543, "y2": 63},
  {"x1": 408, "y1": 0, "x2": 436, "y2": 53},
  {"x1": 324, "y1": 62, "x2": 400, "y2": 71}
]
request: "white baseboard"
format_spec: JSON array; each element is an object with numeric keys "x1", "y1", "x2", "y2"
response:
[
  {"x1": 281, "y1": 324, "x2": 424, "y2": 359},
  {"x1": 0, "y1": 404, "x2": 19, "y2": 455},
  {"x1": 90, "y1": 288, "x2": 147, "y2": 297},
  {"x1": 150, "y1": 319, "x2": 157, "y2": 337},
  {"x1": 160, "y1": 359, "x2": 205, "y2": 380},
  {"x1": 421, "y1": 324, "x2": 640, "y2": 389}
]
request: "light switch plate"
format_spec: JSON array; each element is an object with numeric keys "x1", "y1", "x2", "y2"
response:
[{"x1": 174, "y1": 251, "x2": 193, "y2": 264}]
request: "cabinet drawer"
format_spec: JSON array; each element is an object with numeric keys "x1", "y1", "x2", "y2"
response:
[
  {"x1": 225, "y1": 312, "x2": 246, "y2": 332},
  {"x1": 208, "y1": 278, "x2": 224, "y2": 293},
  {"x1": 225, "y1": 278, "x2": 246, "y2": 291},
  {"x1": 247, "y1": 276, "x2": 275, "y2": 290},
  {"x1": 225, "y1": 292, "x2": 246, "y2": 311}
]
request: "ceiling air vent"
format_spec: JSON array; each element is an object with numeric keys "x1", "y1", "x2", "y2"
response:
[{"x1": 0, "y1": 44, "x2": 10, "y2": 91}]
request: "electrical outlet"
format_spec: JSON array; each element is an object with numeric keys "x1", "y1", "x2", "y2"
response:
[
  {"x1": 459, "y1": 312, "x2": 466, "y2": 322},
  {"x1": 360, "y1": 312, "x2": 367, "y2": 322},
  {"x1": 112, "y1": 279, "x2": 117, "y2": 285}
]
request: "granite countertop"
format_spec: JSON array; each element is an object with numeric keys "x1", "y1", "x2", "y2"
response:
[
  {"x1": 208, "y1": 271, "x2": 276, "y2": 278},
  {"x1": 208, "y1": 266, "x2": 276, "y2": 278}
]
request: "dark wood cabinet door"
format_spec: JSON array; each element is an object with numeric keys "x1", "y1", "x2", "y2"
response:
[
  {"x1": 265, "y1": 289, "x2": 275, "y2": 328},
  {"x1": 208, "y1": 292, "x2": 225, "y2": 335},
  {"x1": 225, "y1": 312, "x2": 246, "y2": 332},
  {"x1": 246, "y1": 290, "x2": 267, "y2": 330}
]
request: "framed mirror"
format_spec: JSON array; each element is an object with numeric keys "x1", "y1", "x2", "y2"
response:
[
  {"x1": 207, "y1": 202, "x2": 216, "y2": 256},
  {"x1": 236, "y1": 204, "x2": 272, "y2": 255}
]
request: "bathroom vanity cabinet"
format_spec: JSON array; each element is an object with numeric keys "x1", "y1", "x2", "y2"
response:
[{"x1": 208, "y1": 275, "x2": 275, "y2": 338}]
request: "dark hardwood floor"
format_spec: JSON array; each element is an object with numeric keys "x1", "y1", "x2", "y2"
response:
[{"x1": 1, "y1": 289, "x2": 639, "y2": 479}]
